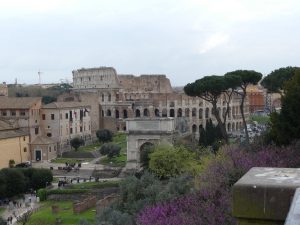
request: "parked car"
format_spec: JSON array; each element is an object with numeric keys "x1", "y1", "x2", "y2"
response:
[{"x1": 15, "y1": 161, "x2": 31, "y2": 168}]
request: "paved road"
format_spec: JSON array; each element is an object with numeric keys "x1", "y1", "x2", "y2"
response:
[{"x1": 2, "y1": 195, "x2": 39, "y2": 225}]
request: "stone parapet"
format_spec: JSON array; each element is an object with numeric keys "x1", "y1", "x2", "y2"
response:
[{"x1": 232, "y1": 167, "x2": 300, "y2": 225}]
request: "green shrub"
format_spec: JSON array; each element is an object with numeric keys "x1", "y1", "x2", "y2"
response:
[
  {"x1": 37, "y1": 188, "x2": 47, "y2": 201},
  {"x1": 96, "y1": 129, "x2": 113, "y2": 143},
  {"x1": 100, "y1": 143, "x2": 121, "y2": 159},
  {"x1": 70, "y1": 137, "x2": 85, "y2": 151}
]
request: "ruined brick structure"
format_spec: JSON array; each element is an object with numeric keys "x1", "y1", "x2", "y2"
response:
[{"x1": 59, "y1": 67, "x2": 247, "y2": 138}]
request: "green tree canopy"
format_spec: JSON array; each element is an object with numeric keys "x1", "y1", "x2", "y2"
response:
[
  {"x1": 96, "y1": 129, "x2": 113, "y2": 143},
  {"x1": 269, "y1": 69, "x2": 300, "y2": 145},
  {"x1": 224, "y1": 70, "x2": 262, "y2": 143},
  {"x1": 184, "y1": 76, "x2": 230, "y2": 142},
  {"x1": 149, "y1": 145, "x2": 200, "y2": 178},
  {"x1": 261, "y1": 66, "x2": 299, "y2": 93},
  {"x1": 70, "y1": 137, "x2": 84, "y2": 151}
]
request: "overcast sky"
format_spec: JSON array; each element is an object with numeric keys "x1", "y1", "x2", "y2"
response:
[{"x1": 0, "y1": 0, "x2": 300, "y2": 86}]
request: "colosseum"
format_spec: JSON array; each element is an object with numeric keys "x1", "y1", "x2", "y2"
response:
[{"x1": 59, "y1": 67, "x2": 247, "y2": 139}]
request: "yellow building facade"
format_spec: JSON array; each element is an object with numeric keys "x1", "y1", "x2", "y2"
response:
[{"x1": 0, "y1": 120, "x2": 30, "y2": 168}]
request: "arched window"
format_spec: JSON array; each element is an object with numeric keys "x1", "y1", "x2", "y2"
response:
[
  {"x1": 101, "y1": 94, "x2": 104, "y2": 102},
  {"x1": 177, "y1": 108, "x2": 182, "y2": 117},
  {"x1": 135, "y1": 109, "x2": 141, "y2": 117},
  {"x1": 144, "y1": 108, "x2": 149, "y2": 117},
  {"x1": 155, "y1": 109, "x2": 160, "y2": 117},
  {"x1": 123, "y1": 109, "x2": 128, "y2": 118},
  {"x1": 232, "y1": 122, "x2": 235, "y2": 131},
  {"x1": 107, "y1": 109, "x2": 111, "y2": 117},
  {"x1": 162, "y1": 109, "x2": 167, "y2": 117},
  {"x1": 199, "y1": 108, "x2": 203, "y2": 119},
  {"x1": 227, "y1": 123, "x2": 231, "y2": 131},
  {"x1": 192, "y1": 124, "x2": 197, "y2": 133},
  {"x1": 185, "y1": 108, "x2": 190, "y2": 117},
  {"x1": 205, "y1": 108, "x2": 209, "y2": 118},
  {"x1": 115, "y1": 110, "x2": 119, "y2": 118},
  {"x1": 192, "y1": 108, "x2": 196, "y2": 117},
  {"x1": 169, "y1": 109, "x2": 175, "y2": 117},
  {"x1": 108, "y1": 94, "x2": 111, "y2": 102}
]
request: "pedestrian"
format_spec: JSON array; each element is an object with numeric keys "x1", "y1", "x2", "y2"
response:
[
  {"x1": 89, "y1": 176, "x2": 92, "y2": 182},
  {"x1": 77, "y1": 177, "x2": 80, "y2": 183}
]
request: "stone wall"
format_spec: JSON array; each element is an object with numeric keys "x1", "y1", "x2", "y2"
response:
[
  {"x1": 73, "y1": 196, "x2": 97, "y2": 214},
  {"x1": 118, "y1": 74, "x2": 173, "y2": 93},
  {"x1": 96, "y1": 193, "x2": 119, "y2": 214}
]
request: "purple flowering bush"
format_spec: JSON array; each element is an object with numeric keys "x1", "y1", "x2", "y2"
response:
[{"x1": 137, "y1": 142, "x2": 300, "y2": 225}]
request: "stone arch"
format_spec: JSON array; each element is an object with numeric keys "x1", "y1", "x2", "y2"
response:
[
  {"x1": 192, "y1": 108, "x2": 196, "y2": 117},
  {"x1": 155, "y1": 109, "x2": 160, "y2": 117},
  {"x1": 199, "y1": 108, "x2": 203, "y2": 119},
  {"x1": 227, "y1": 123, "x2": 231, "y2": 132},
  {"x1": 177, "y1": 108, "x2": 182, "y2": 117},
  {"x1": 232, "y1": 122, "x2": 235, "y2": 131},
  {"x1": 107, "y1": 109, "x2": 111, "y2": 117},
  {"x1": 135, "y1": 109, "x2": 141, "y2": 117},
  {"x1": 205, "y1": 108, "x2": 209, "y2": 118},
  {"x1": 162, "y1": 109, "x2": 167, "y2": 117},
  {"x1": 192, "y1": 124, "x2": 197, "y2": 133},
  {"x1": 144, "y1": 108, "x2": 149, "y2": 117},
  {"x1": 123, "y1": 109, "x2": 128, "y2": 118},
  {"x1": 185, "y1": 108, "x2": 190, "y2": 117},
  {"x1": 169, "y1": 109, "x2": 175, "y2": 117}
]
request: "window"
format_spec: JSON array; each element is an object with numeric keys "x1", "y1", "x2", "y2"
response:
[
  {"x1": 54, "y1": 146, "x2": 56, "y2": 151},
  {"x1": 47, "y1": 133, "x2": 52, "y2": 137},
  {"x1": 1, "y1": 110, "x2": 7, "y2": 116},
  {"x1": 11, "y1": 111, "x2": 16, "y2": 116},
  {"x1": 51, "y1": 114, "x2": 55, "y2": 120},
  {"x1": 23, "y1": 147, "x2": 27, "y2": 152},
  {"x1": 65, "y1": 113, "x2": 68, "y2": 119},
  {"x1": 20, "y1": 110, "x2": 26, "y2": 116},
  {"x1": 80, "y1": 126, "x2": 83, "y2": 132},
  {"x1": 70, "y1": 128, "x2": 73, "y2": 134},
  {"x1": 23, "y1": 136, "x2": 26, "y2": 141},
  {"x1": 35, "y1": 127, "x2": 39, "y2": 135},
  {"x1": 108, "y1": 94, "x2": 111, "y2": 102},
  {"x1": 42, "y1": 114, "x2": 46, "y2": 120},
  {"x1": 48, "y1": 146, "x2": 51, "y2": 152}
]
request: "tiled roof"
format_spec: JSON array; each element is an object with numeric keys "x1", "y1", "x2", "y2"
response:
[
  {"x1": 31, "y1": 135, "x2": 56, "y2": 145},
  {"x1": 0, "y1": 97, "x2": 41, "y2": 109},
  {"x1": 42, "y1": 101, "x2": 91, "y2": 109},
  {"x1": 0, "y1": 120, "x2": 29, "y2": 139}
]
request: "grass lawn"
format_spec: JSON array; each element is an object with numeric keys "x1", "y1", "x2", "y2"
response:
[
  {"x1": 0, "y1": 207, "x2": 4, "y2": 216},
  {"x1": 50, "y1": 158, "x2": 93, "y2": 164},
  {"x1": 250, "y1": 115, "x2": 270, "y2": 124},
  {"x1": 68, "y1": 180, "x2": 120, "y2": 189},
  {"x1": 99, "y1": 154, "x2": 127, "y2": 167},
  {"x1": 27, "y1": 201, "x2": 95, "y2": 225},
  {"x1": 78, "y1": 142, "x2": 101, "y2": 152}
]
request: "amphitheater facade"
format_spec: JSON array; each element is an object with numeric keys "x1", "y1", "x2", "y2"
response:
[{"x1": 59, "y1": 67, "x2": 248, "y2": 139}]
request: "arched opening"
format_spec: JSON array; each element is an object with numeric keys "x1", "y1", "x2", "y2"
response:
[
  {"x1": 185, "y1": 108, "x2": 190, "y2": 117},
  {"x1": 144, "y1": 108, "x2": 149, "y2": 117},
  {"x1": 135, "y1": 109, "x2": 141, "y2": 117},
  {"x1": 232, "y1": 122, "x2": 235, "y2": 131},
  {"x1": 177, "y1": 108, "x2": 182, "y2": 117},
  {"x1": 192, "y1": 108, "x2": 196, "y2": 117},
  {"x1": 169, "y1": 109, "x2": 175, "y2": 117},
  {"x1": 123, "y1": 126, "x2": 126, "y2": 131},
  {"x1": 192, "y1": 124, "x2": 197, "y2": 133},
  {"x1": 101, "y1": 110, "x2": 104, "y2": 117},
  {"x1": 205, "y1": 108, "x2": 209, "y2": 118},
  {"x1": 115, "y1": 109, "x2": 119, "y2": 118},
  {"x1": 123, "y1": 109, "x2": 128, "y2": 118},
  {"x1": 199, "y1": 108, "x2": 203, "y2": 119},
  {"x1": 236, "y1": 122, "x2": 239, "y2": 130},
  {"x1": 107, "y1": 109, "x2": 111, "y2": 117},
  {"x1": 108, "y1": 94, "x2": 111, "y2": 102},
  {"x1": 162, "y1": 109, "x2": 167, "y2": 117},
  {"x1": 155, "y1": 109, "x2": 160, "y2": 117},
  {"x1": 140, "y1": 142, "x2": 155, "y2": 168},
  {"x1": 227, "y1": 123, "x2": 231, "y2": 132}
]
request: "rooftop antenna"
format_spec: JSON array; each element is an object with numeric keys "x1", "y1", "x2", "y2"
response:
[{"x1": 38, "y1": 70, "x2": 43, "y2": 85}]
